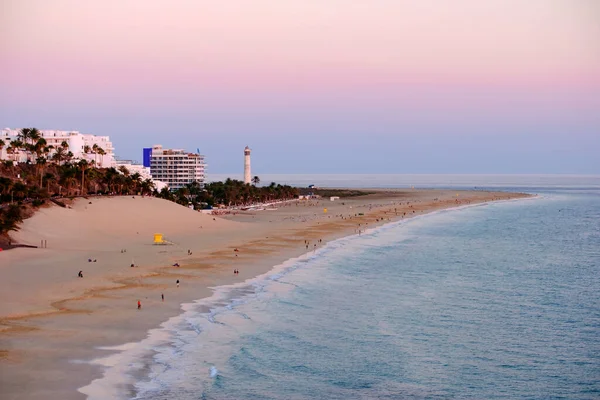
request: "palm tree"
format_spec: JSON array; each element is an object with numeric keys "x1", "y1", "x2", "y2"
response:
[
  {"x1": 130, "y1": 172, "x2": 142, "y2": 193},
  {"x1": 51, "y1": 141, "x2": 69, "y2": 165},
  {"x1": 11, "y1": 182, "x2": 27, "y2": 201},
  {"x1": 92, "y1": 144, "x2": 99, "y2": 165},
  {"x1": 118, "y1": 165, "x2": 130, "y2": 177},
  {"x1": 43, "y1": 172, "x2": 56, "y2": 193},
  {"x1": 85, "y1": 167, "x2": 101, "y2": 194},
  {"x1": 31, "y1": 139, "x2": 53, "y2": 184},
  {"x1": 114, "y1": 173, "x2": 127, "y2": 195},
  {"x1": 17, "y1": 128, "x2": 40, "y2": 146},
  {"x1": 78, "y1": 159, "x2": 93, "y2": 195},
  {"x1": 102, "y1": 167, "x2": 119, "y2": 194},
  {"x1": 0, "y1": 177, "x2": 13, "y2": 198},
  {"x1": 140, "y1": 179, "x2": 155, "y2": 196},
  {"x1": 252, "y1": 176, "x2": 260, "y2": 186},
  {"x1": 17, "y1": 128, "x2": 41, "y2": 162},
  {"x1": 175, "y1": 187, "x2": 190, "y2": 205},
  {"x1": 58, "y1": 166, "x2": 77, "y2": 196},
  {"x1": 7, "y1": 140, "x2": 23, "y2": 161},
  {"x1": 52, "y1": 146, "x2": 66, "y2": 165},
  {"x1": 158, "y1": 186, "x2": 174, "y2": 201},
  {"x1": 96, "y1": 146, "x2": 105, "y2": 167},
  {"x1": 32, "y1": 138, "x2": 49, "y2": 159},
  {"x1": 64, "y1": 151, "x2": 74, "y2": 165},
  {"x1": 82, "y1": 145, "x2": 91, "y2": 165},
  {"x1": 36, "y1": 157, "x2": 47, "y2": 187}
]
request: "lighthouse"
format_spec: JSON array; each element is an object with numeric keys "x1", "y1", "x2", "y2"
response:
[{"x1": 244, "y1": 146, "x2": 251, "y2": 184}]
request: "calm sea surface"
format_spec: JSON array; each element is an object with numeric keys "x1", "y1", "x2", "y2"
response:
[{"x1": 83, "y1": 176, "x2": 600, "y2": 400}]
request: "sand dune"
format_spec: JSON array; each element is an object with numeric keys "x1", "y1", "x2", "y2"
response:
[
  {"x1": 1, "y1": 196, "x2": 242, "y2": 322},
  {"x1": 11, "y1": 196, "x2": 237, "y2": 250}
]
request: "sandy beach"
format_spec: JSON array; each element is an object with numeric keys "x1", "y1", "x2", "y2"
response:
[{"x1": 0, "y1": 189, "x2": 530, "y2": 400}]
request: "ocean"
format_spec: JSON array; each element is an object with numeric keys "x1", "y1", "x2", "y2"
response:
[{"x1": 81, "y1": 176, "x2": 600, "y2": 400}]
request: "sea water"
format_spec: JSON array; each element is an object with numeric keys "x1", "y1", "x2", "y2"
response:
[{"x1": 82, "y1": 183, "x2": 600, "y2": 400}]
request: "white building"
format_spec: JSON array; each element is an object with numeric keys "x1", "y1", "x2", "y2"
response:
[
  {"x1": 114, "y1": 159, "x2": 168, "y2": 191},
  {"x1": 148, "y1": 145, "x2": 206, "y2": 190},
  {"x1": 0, "y1": 128, "x2": 115, "y2": 166}
]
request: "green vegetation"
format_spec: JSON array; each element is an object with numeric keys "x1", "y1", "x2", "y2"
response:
[
  {"x1": 0, "y1": 204, "x2": 26, "y2": 234},
  {"x1": 155, "y1": 178, "x2": 298, "y2": 209},
  {"x1": 298, "y1": 188, "x2": 375, "y2": 198},
  {"x1": 0, "y1": 162, "x2": 157, "y2": 237}
]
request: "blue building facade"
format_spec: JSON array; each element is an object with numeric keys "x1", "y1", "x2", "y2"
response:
[{"x1": 143, "y1": 148, "x2": 152, "y2": 167}]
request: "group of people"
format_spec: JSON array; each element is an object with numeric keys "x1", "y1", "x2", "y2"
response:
[
  {"x1": 233, "y1": 269, "x2": 240, "y2": 274},
  {"x1": 304, "y1": 239, "x2": 323, "y2": 250},
  {"x1": 77, "y1": 252, "x2": 186, "y2": 310}
]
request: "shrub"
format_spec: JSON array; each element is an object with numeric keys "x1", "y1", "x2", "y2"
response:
[{"x1": 0, "y1": 204, "x2": 24, "y2": 232}]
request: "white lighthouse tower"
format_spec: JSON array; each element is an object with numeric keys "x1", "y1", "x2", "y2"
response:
[{"x1": 244, "y1": 146, "x2": 251, "y2": 184}]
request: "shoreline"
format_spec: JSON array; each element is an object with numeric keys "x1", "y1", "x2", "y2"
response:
[
  {"x1": 83, "y1": 194, "x2": 540, "y2": 399},
  {"x1": 0, "y1": 189, "x2": 532, "y2": 400}
]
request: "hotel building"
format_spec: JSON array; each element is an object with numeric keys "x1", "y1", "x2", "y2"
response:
[
  {"x1": 144, "y1": 145, "x2": 206, "y2": 190},
  {"x1": 0, "y1": 128, "x2": 115, "y2": 167}
]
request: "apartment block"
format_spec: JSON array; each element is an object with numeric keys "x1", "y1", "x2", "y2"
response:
[{"x1": 145, "y1": 145, "x2": 206, "y2": 190}]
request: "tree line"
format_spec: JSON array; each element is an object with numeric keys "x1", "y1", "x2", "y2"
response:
[
  {"x1": 0, "y1": 129, "x2": 299, "y2": 238},
  {"x1": 0, "y1": 162, "x2": 156, "y2": 236},
  {"x1": 155, "y1": 178, "x2": 299, "y2": 209}
]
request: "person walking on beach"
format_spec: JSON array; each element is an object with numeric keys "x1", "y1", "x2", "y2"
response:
[
  {"x1": 176, "y1": 279, "x2": 180, "y2": 288},
  {"x1": 137, "y1": 300, "x2": 141, "y2": 310},
  {"x1": 161, "y1": 293, "x2": 164, "y2": 302},
  {"x1": 78, "y1": 270, "x2": 83, "y2": 278}
]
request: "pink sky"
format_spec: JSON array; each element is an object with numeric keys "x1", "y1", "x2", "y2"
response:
[
  {"x1": 0, "y1": 0, "x2": 599, "y2": 173},
  {"x1": 2, "y1": 0, "x2": 598, "y2": 93}
]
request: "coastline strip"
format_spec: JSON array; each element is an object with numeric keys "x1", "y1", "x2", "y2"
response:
[{"x1": 77, "y1": 194, "x2": 537, "y2": 399}]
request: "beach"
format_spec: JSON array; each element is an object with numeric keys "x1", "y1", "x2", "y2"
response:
[{"x1": 0, "y1": 189, "x2": 529, "y2": 400}]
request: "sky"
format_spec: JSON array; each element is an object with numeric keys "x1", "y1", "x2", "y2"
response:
[{"x1": 1, "y1": 0, "x2": 599, "y2": 175}]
